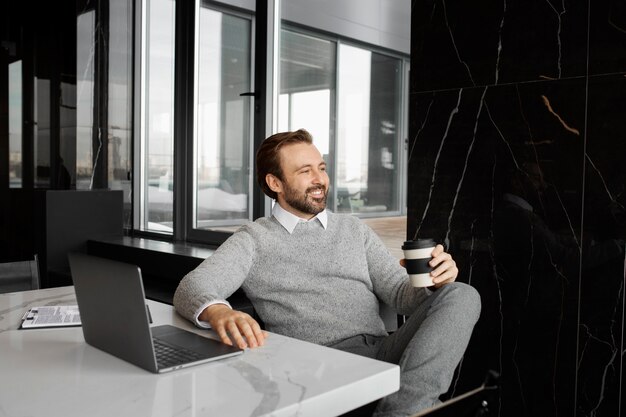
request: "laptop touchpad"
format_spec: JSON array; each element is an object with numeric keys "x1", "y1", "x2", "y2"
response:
[{"x1": 152, "y1": 325, "x2": 241, "y2": 354}]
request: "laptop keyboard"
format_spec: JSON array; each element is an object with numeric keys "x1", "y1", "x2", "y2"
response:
[{"x1": 153, "y1": 338, "x2": 204, "y2": 369}]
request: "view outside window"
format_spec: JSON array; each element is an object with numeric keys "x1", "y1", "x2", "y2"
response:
[
  {"x1": 59, "y1": 78, "x2": 76, "y2": 190},
  {"x1": 33, "y1": 77, "x2": 50, "y2": 188},
  {"x1": 337, "y1": 45, "x2": 371, "y2": 212},
  {"x1": 76, "y1": 10, "x2": 95, "y2": 189},
  {"x1": 8, "y1": 61, "x2": 22, "y2": 188},
  {"x1": 133, "y1": 5, "x2": 406, "y2": 239},
  {"x1": 337, "y1": 45, "x2": 402, "y2": 214},
  {"x1": 279, "y1": 29, "x2": 403, "y2": 215},
  {"x1": 108, "y1": 0, "x2": 133, "y2": 227},
  {"x1": 74, "y1": 1, "x2": 132, "y2": 224},
  {"x1": 143, "y1": 0, "x2": 176, "y2": 232},
  {"x1": 278, "y1": 30, "x2": 335, "y2": 157},
  {"x1": 278, "y1": 29, "x2": 336, "y2": 208},
  {"x1": 194, "y1": 7, "x2": 252, "y2": 229}
]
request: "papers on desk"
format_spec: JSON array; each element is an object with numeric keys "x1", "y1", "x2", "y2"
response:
[{"x1": 20, "y1": 305, "x2": 81, "y2": 329}]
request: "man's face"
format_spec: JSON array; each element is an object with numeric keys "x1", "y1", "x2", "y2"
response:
[{"x1": 275, "y1": 142, "x2": 329, "y2": 219}]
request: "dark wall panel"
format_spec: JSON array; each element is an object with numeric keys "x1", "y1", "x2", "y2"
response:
[
  {"x1": 576, "y1": 74, "x2": 626, "y2": 416},
  {"x1": 409, "y1": 1, "x2": 626, "y2": 416},
  {"x1": 2, "y1": 190, "x2": 123, "y2": 288},
  {"x1": 589, "y1": 0, "x2": 626, "y2": 75},
  {"x1": 411, "y1": 0, "x2": 589, "y2": 92}
]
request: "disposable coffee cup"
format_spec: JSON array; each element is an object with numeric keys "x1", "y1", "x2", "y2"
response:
[{"x1": 402, "y1": 238, "x2": 437, "y2": 287}]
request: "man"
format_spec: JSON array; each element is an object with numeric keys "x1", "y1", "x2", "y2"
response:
[{"x1": 174, "y1": 129, "x2": 481, "y2": 416}]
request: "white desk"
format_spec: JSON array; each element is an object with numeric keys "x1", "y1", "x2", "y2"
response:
[{"x1": 0, "y1": 287, "x2": 399, "y2": 417}]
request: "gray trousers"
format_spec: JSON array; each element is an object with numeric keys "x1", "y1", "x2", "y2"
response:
[{"x1": 329, "y1": 282, "x2": 481, "y2": 417}]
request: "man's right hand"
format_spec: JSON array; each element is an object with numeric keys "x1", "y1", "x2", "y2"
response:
[{"x1": 199, "y1": 304, "x2": 268, "y2": 349}]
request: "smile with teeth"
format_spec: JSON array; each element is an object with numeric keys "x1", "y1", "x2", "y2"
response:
[{"x1": 307, "y1": 187, "x2": 325, "y2": 199}]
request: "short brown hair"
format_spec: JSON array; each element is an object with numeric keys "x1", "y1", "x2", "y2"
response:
[{"x1": 256, "y1": 129, "x2": 313, "y2": 200}]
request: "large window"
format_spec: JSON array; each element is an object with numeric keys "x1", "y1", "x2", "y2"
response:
[
  {"x1": 278, "y1": 28, "x2": 405, "y2": 216},
  {"x1": 139, "y1": 1, "x2": 253, "y2": 235},
  {"x1": 135, "y1": 1, "x2": 408, "y2": 242}
]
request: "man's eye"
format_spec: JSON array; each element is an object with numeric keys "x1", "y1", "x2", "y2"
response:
[
  {"x1": 320, "y1": 166, "x2": 326, "y2": 171},
  {"x1": 301, "y1": 169, "x2": 310, "y2": 174}
]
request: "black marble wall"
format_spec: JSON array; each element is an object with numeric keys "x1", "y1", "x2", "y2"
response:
[{"x1": 408, "y1": 1, "x2": 626, "y2": 416}]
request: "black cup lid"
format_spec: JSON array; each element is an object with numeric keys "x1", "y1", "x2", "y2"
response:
[{"x1": 402, "y1": 238, "x2": 436, "y2": 250}]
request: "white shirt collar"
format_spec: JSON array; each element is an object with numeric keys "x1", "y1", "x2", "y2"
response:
[
  {"x1": 503, "y1": 193, "x2": 534, "y2": 212},
  {"x1": 272, "y1": 202, "x2": 328, "y2": 234}
]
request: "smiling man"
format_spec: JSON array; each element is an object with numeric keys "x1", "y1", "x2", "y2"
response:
[
  {"x1": 174, "y1": 129, "x2": 481, "y2": 417},
  {"x1": 263, "y1": 138, "x2": 329, "y2": 219}
]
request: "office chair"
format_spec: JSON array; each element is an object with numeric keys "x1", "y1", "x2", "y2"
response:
[
  {"x1": 0, "y1": 255, "x2": 40, "y2": 294},
  {"x1": 340, "y1": 370, "x2": 500, "y2": 417},
  {"x1": 411, "y1": 370, "x2": 500, "y2": 417}
]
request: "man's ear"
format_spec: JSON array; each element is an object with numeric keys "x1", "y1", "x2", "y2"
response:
[{"x1": 266, "y1": 174, "x2": 282, "y2": 194}]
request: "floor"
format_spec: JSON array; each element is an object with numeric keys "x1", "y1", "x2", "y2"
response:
[{"x1": 361, "y1": 216, "x2": 407, "y2": 260}]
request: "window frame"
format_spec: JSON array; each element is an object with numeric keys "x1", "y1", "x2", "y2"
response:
[
  {"x1": 185, "y1": 1, "x2": 256, "y2": 243},
  {"x1": 132, "y1": 1, "x2": 408, "y2": 246},
  {"x1": 133, "y1": 0, "x2": 178, "y2": 238}
]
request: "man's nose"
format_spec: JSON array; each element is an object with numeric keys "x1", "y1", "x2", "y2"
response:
[{"x1": 311, "y1": 169, "x2": 325, "y2": 185}]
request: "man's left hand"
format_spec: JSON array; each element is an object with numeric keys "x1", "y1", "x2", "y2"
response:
[{"x1": 429, "y1": 244, "x2": 458, "y2": 288}]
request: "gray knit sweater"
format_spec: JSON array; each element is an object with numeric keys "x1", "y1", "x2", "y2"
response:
[{"x1": 173, "y1": 212, "x2": 429, "y2": 346}]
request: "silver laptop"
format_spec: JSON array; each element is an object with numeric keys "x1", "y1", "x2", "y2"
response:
[{"x1": 68, "y1": 252, "x2": 243, "y2": 373}]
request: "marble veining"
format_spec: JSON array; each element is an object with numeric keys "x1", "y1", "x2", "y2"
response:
[
  {"x1": 411, "y1": 1, "x2": 591, "y2": 92},
  {"x1": 586, "y1": 153, "x2": 622, "y2": 206},
  {"x1": 408, "y1": 98, "x2": 433, "y2": 162},
  {"x1": 441, "y1": 0, "x2": 475, "y2": 86},
  {"x1": 543, "y1": 0, "x2": 567, "y2": 79},
  {"x1": 414, "y1": 88, "x2": 464, "y2": 239},
  {"x1": 0, "y1": 287, "x2": 400, "y2": 417},
  {"x1": 578, "y1": 277, "x2": 624, "y2": 416},
  {"x1": 494, "y1": 0, "x2": 506, "y2": 85},
  {"x1": 443, "y1": 86, "x2": 488, "y2": 249},
  {"x1": 485, "y1": 104, "x2": 519, "y2": 168},
  {"x1": 541, "y1": 95, "x2": 580, "y2": 135},
  {"x1": 227, "y1": 361, "x2": 281, "y2": 416},
  {"x1": 407, "y1": 64, "x2": 626, "y2": 415}
]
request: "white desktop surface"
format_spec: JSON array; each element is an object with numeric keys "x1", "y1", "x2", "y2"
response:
[{"x1": 0, "y1": 287, "x2": 399, "y2": 417}]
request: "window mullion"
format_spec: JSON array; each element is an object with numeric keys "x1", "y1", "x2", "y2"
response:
[{"x1": 172, "y1": 0, "x2": 195, "y2": 241}]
